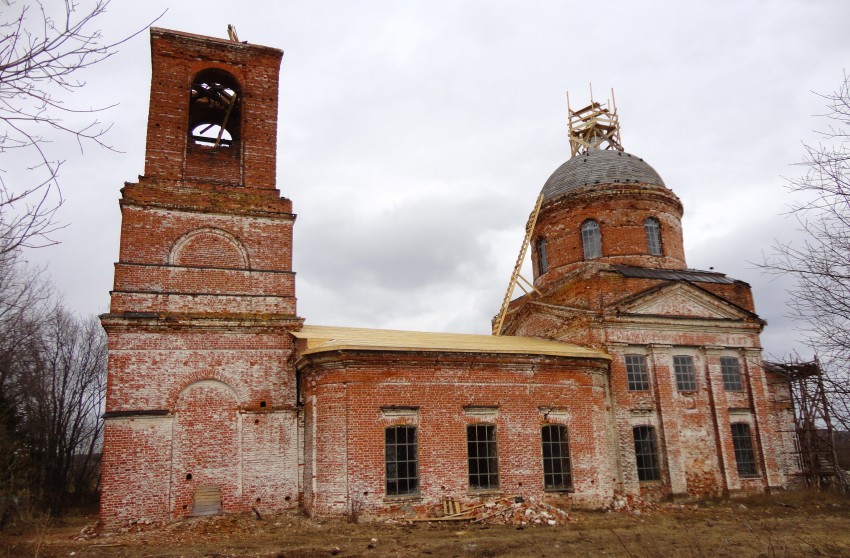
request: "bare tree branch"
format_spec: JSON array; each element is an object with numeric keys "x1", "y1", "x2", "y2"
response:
[
  {"x1": 760, "y1": 73, "x2": 850, "y2": 428},
  {"x1": 0, "y1": 0, "x2": 163, "y2": 254}
]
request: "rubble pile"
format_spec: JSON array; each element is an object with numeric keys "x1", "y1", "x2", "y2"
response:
[
  {"x1": 73, "y1": 525, "x2": 99, "y2": 541},
  {"x1": 473, "y1": 496, "x2": 572, "y2": 526},
  {"x1": 605, "y1": 494, "x2": 662, "y2": 514},
  {"x1": 411, "y1": 496, "x2": 572, "y2": 526}
]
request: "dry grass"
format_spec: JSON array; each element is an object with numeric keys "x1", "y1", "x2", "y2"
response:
[{"x1": 2, "y1": 490, "x2": 849, "y2": 557}]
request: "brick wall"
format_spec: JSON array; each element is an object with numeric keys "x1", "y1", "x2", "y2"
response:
[
  {"x1": 100, "y1": 417, "x2": 173, "y2": 524},
  {"x1": 144, "y1": 28, "x2": 282, "y2": 190},
  {"x1": 100, "y1": 28, "x2": 302, "y2": 528},
  {"x1": 515, "y1": 278, "x2": 788, "y2": 496},
  {"x1": 531, "y1": 184, "x2": 686, "y2": 289},
  {"x1": 504, "y1": 169, "x2": 791, "y2": 501},
  {"x1": 299, "y1": 351, "x2": 614, "y2": 517}
]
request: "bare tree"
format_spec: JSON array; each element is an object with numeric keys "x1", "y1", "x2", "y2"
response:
[
  {"x1": 762, "y1": 74, "x2": 850, "y2": 429},
  {"x1": 20, "y1": 309, "x2": 106, "y2": 515},
  {"x1": 0, "y1": 244, "x2": 107, "y2": 521},
  {"x1": 0, "y1": 0, "x2": 157, "y2": 254},
  {"x1": 0, "y1": 245, "x2": 53, "y2": 524}
]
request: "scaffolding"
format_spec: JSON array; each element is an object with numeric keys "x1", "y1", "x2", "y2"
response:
[
  {"x1": 492, "y1": 89, "x2": 623, "y2": 336},
  {"x1": 769, "y1": 358, "x2": 848, "y2": 493},
  {"x1": 566, "y1": 88, "x2": 624, "y2": 157}
]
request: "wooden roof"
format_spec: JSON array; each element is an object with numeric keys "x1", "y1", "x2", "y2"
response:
[{"x1": 292, "y1": 325, "x2": 609, "y2": 360}]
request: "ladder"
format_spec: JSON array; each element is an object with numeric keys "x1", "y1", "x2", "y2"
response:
[{"x1": 492, "y1": 193, "x2": 544, "y2": 336}]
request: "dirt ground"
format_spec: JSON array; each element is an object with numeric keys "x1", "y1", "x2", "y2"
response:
[{"x1": 3, "y1": 491, "x2": 850, "y2": 558}]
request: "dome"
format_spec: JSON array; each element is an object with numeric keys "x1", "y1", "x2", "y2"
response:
[{"x1": 541, "y1": 150, "x2": 665, "y2": 202}]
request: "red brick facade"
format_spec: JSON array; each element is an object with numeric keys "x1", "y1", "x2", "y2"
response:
[
  {"x1": 503, "y1": 163, "x2": 796, "y2": 499},
  {"x1": 99, "y1": 28, "x2": 795, "y2": 527},
  {"x1": 100, "y1": 29, "x2": 301, "y2": 526},
  {"x1": 298, "y1": 349, "x2": 612, "y2": 516}
]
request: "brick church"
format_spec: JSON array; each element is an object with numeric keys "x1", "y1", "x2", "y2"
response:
[{"x1": 99, "y1": 28, "x2": 797, "y2": 526}]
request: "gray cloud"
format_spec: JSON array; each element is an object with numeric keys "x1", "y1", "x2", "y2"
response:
[{"x1": 16, "y1": 0, "x2": 850, "y2": 357}]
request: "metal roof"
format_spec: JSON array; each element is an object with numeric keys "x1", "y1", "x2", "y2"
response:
[
  {"x1": 292, "y1": 325, "x2": 609, "y2": 360},
  {"x1": 611, "y1": 265, "x2": 742, "y2": 285},
  {"x1": 541, "y1": 150, "x2": 666, "y2": 202}
]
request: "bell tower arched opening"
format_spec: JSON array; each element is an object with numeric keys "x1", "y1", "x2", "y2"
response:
[
  {"x1": 183, "y1": 68, "x2": 243, "y2": 184},
  {"x1": 189, "y1": 68, "x2": 241, "y2": 148}
]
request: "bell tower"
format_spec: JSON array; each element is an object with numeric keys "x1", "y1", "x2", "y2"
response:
[
  {"x1": 100, "y1": 28, "x2": 302, "y2": 526},
  {"x1": 143, "y1": 28, "x2": 283, "y2": 189}
]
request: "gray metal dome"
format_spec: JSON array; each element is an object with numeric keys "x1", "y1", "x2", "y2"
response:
[{"x1": 541, "y1": 150, "x2": 665, "y2": 202}]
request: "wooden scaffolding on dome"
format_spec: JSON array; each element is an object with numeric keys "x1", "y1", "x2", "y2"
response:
[
  {"x1": 567, "y1": 88, "x2": 624, "y2": 156},
  {"x1": 492, "y1": 88, "x2": 624, "y2": 336},
  {"x1": 769, "y1": 357, "x2": 848, "y2": 493}
]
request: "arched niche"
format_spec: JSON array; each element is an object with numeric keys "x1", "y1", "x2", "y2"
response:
[
  {"x1": 170, "y1": 379, "x2": 241, "y2": 517},
  {"x1": 169, "y1": 227, "x2": 250, "y2": 269}
]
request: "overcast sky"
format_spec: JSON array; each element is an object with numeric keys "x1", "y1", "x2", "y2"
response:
[{"x1": 16, "y1": 0, "x2": 850, "y2": 360}]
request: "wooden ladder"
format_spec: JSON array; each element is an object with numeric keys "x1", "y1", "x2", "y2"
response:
[{"x1": 492, "y1": 193, "x2": 544, "y2": 336}]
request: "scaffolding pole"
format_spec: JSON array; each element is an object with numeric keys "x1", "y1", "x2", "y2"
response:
[{"x1": 771, "y1": 358, "x2": 848, "y2": 493}]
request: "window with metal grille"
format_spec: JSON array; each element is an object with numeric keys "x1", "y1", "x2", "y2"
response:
[
  {"x1": 731, "y1": 423, "x2": 759, "y2": 477},
  {"x1": 385, "y1": 426, "x2": 419, "y2": 496},
  {"x1": 467, "y1": 424, "x2": 499, "y2": 490},
  {"x1": 673, "y1": 355, "x2": 697, "y2": 391},
  {"x1": 542, "y1": 425, "x2": 572, "y2": 491},
  {"x1": 644, "y1": 217, "x2": 663, "y2": 255},
  {"x1": 537, "y1": 237, "x2": 549, "y2": 274},
  {"x1": 721, "y1": 356, "x2": 744, "y2": 391},
  {"x1": 633, "y1": 425, "x2": 661, "y2": 481},
  {"x1": 625, "y1": 354, "x2": 650, "y2": 391},
  {"x1": 581, "y1": 220, "x2": 602, "y2": 259}
]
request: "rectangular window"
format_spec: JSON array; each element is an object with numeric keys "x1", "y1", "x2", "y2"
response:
[
  {"x1": 721, "y1": 356, "x2": 744, "y2": 391},
  {"x1": 673, "y1": 355, "x2": 697, "y2": 391},
  {"x1": 731, "y1": 423, "x2": 759, "y2": 477},
  {"x1": 385, "y1": 425, "x2": 419, "y2": 496},
  {"x1": 625, "y1": 354, "x2": 650, "y2": 391},
  {"x1": 467, "y1": 424, "x2": 499, "y2": 490},
  {"x1": 542, "y1": 425, "x2": 572, "y2": 491},
  {"x1": 633, "y1": 425, "x2": 661, "y2": 481}
]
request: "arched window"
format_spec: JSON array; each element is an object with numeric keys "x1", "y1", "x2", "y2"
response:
[
  {"x1": 644, "y1": 217, "x2": 662, "y2": 255},
  {"x1": 581, "y1": 220, "x2": 601, "y2": 260},
  {"x1": 536, "y1": 237, "x2": 548, "y2": 274},
  {"x1": 189, "y1": 69, "x2": 241, "y2": 147}
]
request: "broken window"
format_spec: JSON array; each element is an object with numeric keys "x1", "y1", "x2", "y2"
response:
[
  {"x1": 581, "y1": 219, "x2": 602, "y2": 260},
  {"x1": 189, "y1": 69, "x2": 241, "y2": 147},
  {"x1": 673, "y1": 355, "x2": 697, "y2": 392},
  {"x1": 731, "y1": 423, "x2": 758, "y2": 477},
  {"x1": 721, "y1": 356, "x2": 744, "y2": 391},
  {"x1": 625, "y1": 354, "x2": 650, "y2": 391},
  {"x1": 385, "y1": 426, "x2": 419, "y2": 496},
  {"x1": 467, "y1": 424, "x2": 499, "y2": 490},
  {"x1": 537, "y1": 236, "x2": 549, "y2": 274},
  {"x1": 542, "y1": 425, "x2": 572, "y2": 491},
  {"x1": 644, "y1": 217, "x2": 663, "y2": 256},
  {"x1": 633, "y1": 425, "x2": 661, "y2": 481}
]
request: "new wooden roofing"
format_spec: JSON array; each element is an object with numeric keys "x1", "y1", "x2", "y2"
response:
[{"x1": 292, "y1": 325, "x2": 609, "y2": 360}]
